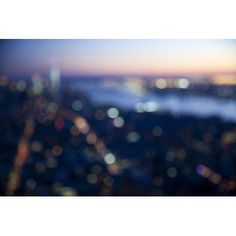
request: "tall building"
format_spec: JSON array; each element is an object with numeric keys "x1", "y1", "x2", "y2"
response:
[{"x1": 49, "y1": 66, "x2": 61, "y2": 99}]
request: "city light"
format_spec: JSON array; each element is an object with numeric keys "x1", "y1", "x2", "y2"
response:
[{"x1": 1, "y1": 39, "x2": 236, "y2": 196}]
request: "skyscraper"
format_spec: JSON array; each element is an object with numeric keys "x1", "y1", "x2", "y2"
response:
[{"x1": 49, "y1": 66, "x2": 61, "y2": 99}]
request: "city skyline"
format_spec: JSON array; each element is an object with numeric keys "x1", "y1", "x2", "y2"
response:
[{"x1": 0, "y1": 39, "x2": 236, "y2": 77}]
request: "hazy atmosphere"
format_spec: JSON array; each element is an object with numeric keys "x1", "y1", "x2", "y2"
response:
[
  {"x1": 1, "y1": 39, "x2": 236, "y2": 76},
  {"x1": 1, "y1": 39, "x2": 236, "y2": 196}
]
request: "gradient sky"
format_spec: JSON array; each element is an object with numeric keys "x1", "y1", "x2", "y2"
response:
[{"x1": 0, "y1": 39, "x2": 236, "y2": 76}]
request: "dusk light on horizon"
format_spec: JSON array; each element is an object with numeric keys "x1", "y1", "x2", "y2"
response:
[{"x1": 0, "y1": 39, "x2": 236, "y2": 77}]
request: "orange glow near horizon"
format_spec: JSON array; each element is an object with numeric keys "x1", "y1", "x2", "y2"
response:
[
  {"x1": 213, "y1": 75, "x2": 236, "y2": 85},
  {"x1": 1, "y1": 40, "x2": 236, "y2": 76}
]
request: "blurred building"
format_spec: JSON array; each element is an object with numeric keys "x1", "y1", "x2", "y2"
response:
[
  {"x1": 31, "y1": 73, "x2": 43, "y2": 95},
  {"x1": 49, "y1": 66, "x2": 61, "y2": 99}
]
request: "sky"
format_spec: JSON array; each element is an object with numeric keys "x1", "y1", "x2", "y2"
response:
[{"x1": 0, "y1": 39, "x2": 236, "y2": 76}]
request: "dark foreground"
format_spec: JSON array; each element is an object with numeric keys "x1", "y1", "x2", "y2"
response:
[{"x1": 1, "y1": 77, "x2": 236, "y2": 196}]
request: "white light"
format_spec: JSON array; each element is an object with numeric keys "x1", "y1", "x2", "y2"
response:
[
  {"x1": 107, "y1": 107, "x2": 119, "y2": 118},
  {"x1": 104, "y1": 153, "x2": 116, "y2": 165},
  {"x1": 134, "y1": 102, "x2": 146, "y2": 113},
  {"x1": 178, "y1": 78, "x2": 189, "y2": 89},
  {"x1": 155, "y1": 79, "x2": 167, "y2": 89},
  {"x1": 145, "y1": 101, "x2": 159, "y2": 112},
  {"x1": 113, "y1": 117, "x2": 124, "y2": 128}
]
